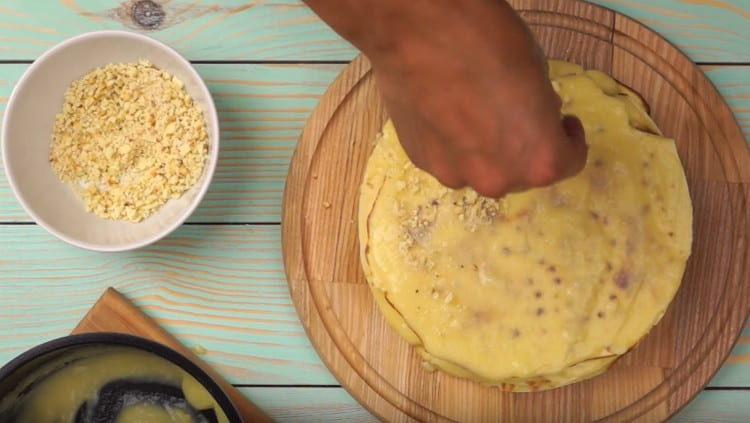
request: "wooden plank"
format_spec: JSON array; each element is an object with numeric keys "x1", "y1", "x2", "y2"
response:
[
  {"x1": 703, "y1": 66, "x2": 750, "y2": 141},
  {"x1": 0, "y1": 63, "x2": 343, "y2": 223},
  {"x1": 0, "y1": 224, "x2": 746, "y2": 390},
  {"x1": 710, "y1": 326, "x2": 750, "y2": 387},
  {"x1": 236, "y1": 388, "x2": 748, "y2": 422},
  {"x1": 1, "y1": 65, "x2": 747, "y2": 224},
  {"x1": 0, "y1": 224, "x2": 337, "y2": 386},
  {"x1": 591, "y1": 0, "x2": 750, "y2": 63},
  {"x1": 673, "y1": 390, "x2": 750, "y2": 422},
  {"x1": 73, "y1": 288, "x2": 271, "y2": 422},
  {"x1": 238, "y1": 387, "x2": 377, "y2": 422},
  {"x1": 0, "y1": 1, "x2": 749, "y2": 63},
  {"x1": 0, "y1": 0, "x2": 356, "y2": 61}
]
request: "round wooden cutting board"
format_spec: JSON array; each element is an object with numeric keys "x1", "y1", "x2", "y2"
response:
[{"x1": 282, "y1": 1, "x2": 750, "y2": 421}]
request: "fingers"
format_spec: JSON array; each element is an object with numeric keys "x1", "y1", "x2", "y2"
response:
[
  {"x1": 525, "y1": 115, "x2": 588, "y2": 189},
  {"x1": 390, "y1": 96, "x2": 587, "y2": 198},
  {"x1": 422, "y1": 141, "x2": 465, "y2": 189},
  {"x1": 398, "y1": 123, "x2": 465, "y2": 190},
  {"x1": 399, "y1": 115, "x2": 587, "y2": 198},
  {"x1": 460, "y1": 153, "x2": 519, "y2": 198}
]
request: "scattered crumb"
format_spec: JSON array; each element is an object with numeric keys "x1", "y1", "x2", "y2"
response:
[
  {"x1": 322, "y1": 201, "x2": 331, "y2": 209},
  {"x1": 421, "y1": 361, "x2": 436, "y2": 372},
  {"x1": 191, "y1": 345, "x2": 208, "y2": 355}
]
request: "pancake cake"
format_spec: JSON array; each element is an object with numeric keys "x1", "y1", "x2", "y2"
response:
[{"x1": 358, "y1": 61, "x2": 692, "y2": 391}]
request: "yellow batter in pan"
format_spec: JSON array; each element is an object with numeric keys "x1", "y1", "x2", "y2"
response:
[{"x1": 358, "y1": 61, "x2": 692, "y2": 391}]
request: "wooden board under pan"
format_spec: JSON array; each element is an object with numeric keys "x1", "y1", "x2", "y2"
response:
[
  {"x1": 282, "y1": 0, "x2": 750, "y2": 421},
  {"x1": 73, "y1": 288, "x2": 270, "y2": 422}
]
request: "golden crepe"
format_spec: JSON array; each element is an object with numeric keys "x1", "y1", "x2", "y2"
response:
[{"x1": 358, "y1": 61, "x2": 692, "y2": 391}]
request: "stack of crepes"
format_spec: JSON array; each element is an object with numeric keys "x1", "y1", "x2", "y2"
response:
[{"x1": 358, "y1": 61, "x2": 692, "y2": 391}]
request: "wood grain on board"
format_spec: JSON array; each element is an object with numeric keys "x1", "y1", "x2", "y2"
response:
[
  {"x1": 72, "y1": 288, "x2": 271, "y2": 422},
  {"x1": 0, "y1": 1, "x2": 749, "y2": 63},
  {"x1": 282, "y1": 1, "x2": 750, "y2": 421}
]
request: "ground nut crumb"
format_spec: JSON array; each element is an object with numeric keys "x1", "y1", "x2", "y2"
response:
[
  {"x1": 49, "y1": 60, "x2": 208, "y2": 222},
  {"x1": 420, "y1": 361, "x2": 436, "y2": 372}
]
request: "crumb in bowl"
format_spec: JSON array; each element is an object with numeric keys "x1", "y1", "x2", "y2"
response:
[{"x1": 49, "y1": 60, "x2": 208, "y2": 222}]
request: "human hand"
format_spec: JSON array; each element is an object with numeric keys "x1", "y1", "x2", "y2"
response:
[{"x1": 306, "y1": 0, "x2": 587, "y2": 197}]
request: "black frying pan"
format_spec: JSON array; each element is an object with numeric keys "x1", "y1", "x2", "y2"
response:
[{"x1": 0, "y1": 333, "x2": 242, "y2": 422}]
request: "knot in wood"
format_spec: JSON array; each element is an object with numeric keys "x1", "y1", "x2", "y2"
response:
[{"x1": 131, "y1": 0, "x2": 165, "y2": 29}]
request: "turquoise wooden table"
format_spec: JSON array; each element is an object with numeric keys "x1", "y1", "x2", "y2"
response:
[{"x1": 0, "y1": 1, "x2": 747, "y2": 421}]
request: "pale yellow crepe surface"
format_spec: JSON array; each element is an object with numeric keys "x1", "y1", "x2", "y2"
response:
[{"x1": 358, "y1": 61, "x2": 692, "y2": 391}]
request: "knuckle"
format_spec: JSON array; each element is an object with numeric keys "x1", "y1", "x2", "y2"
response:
[
  {"x1": 527, "y1": 163, "x2": 561, "y2": 187},
  {"x1": 437, "y1": 176, "x2": 464, "y2": 190},
  {"x1": 432, "y1": 168, "x2": 464, "y2": 190},
  {"x1": 468, "y1": 175, "x2": 510, "y2": 198},
  {"x1": 525, "y1": 144, "x2": 561, "y2": 187},
  {"x1": 460, "y1": 155, "x2": 515, "y2": 198}
]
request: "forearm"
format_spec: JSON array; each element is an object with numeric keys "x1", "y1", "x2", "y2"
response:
[{"x1": 303, "y1": 0, "x2": 535, "y2": 64}]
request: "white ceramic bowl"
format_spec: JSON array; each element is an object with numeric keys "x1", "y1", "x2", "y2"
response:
[{"x1": 2, "y1": 31, "x2": 219, "y2": 251}]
